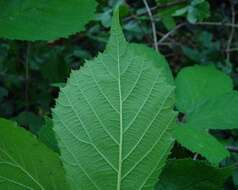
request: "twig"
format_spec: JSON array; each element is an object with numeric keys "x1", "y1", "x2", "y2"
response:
[
  {"x1": 226, "y1": 146, "x2": 238, "y2": 153},
  {"x1": 226, "y1": 47, "x2": 238, "y2": 52},
  {"x1": 124, "y1": 0, "x2": 187, "y2": 21},
  {"x1": 193, "y1": 153, "x2": 199, "y2": 160},
  {"x1": 142, "y1": 0, "x2": 158, "y2": 52},
  {"x1": 157, "y1": 21, "x2": 238, "y2": 45},
  {"x1": 25, "y1": 43, "x2": 31, "y2": 111},
  {"x1": 226, "y1": 0, "x2": 236, "y2": 61},
  {"x1": 196, "y1": 21, "x2": 238, "y2": 28},
  {"x1": 157, "y1": 23, "x2": 186, "y2": 45}
]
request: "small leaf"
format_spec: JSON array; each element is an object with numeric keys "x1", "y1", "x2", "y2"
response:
[
  {"x1": 0, "y1": 0, "x2": 97, "y2": 41},
  {"x1": 0, "y1": 118, "x2": 69, "y2": 190},
  {"x1": 156, "y1": 159, "x2": 233, "y2": 190},
  {"x1": 175, "y1": 65, "x2": 233, "y2": 113},
  {"x1": 173, "y1": 124, "x2": 230, "y2": 165},
  {"x1": 53, "y1": 10, "x2": 177, "y2": 190}
]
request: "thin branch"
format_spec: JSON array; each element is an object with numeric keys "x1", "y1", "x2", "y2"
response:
[
  {"x1": 226, "y1": 47, "x2": 238, "y2": 52},
  {"x1": 226, "y1": 146, "x2": 238, "y2": 153},
  {"x1": 124, "y1": 0, "x2": 187, "y2": 21},
  {"x1": 196, "y1": 21, "x2": 238, "y2": 28},
  {"x1": 157, "y1": 21, "x2": 238, "y2": 45},
  {"x1": 25, "y1": 43, "x2": 31, "y2": 111},
  {"x1": 193, "y1": 153, "x2": 199, "y2": 160},
  {"x1": 157, "y1": 23, "x2": 186, "y2": 45},
  {"x1": 142, "y1": 0, "x2": 158, "y2": 52},
  {"x1": 226, "y1": 0, "x2": 236, "y2": 61}
]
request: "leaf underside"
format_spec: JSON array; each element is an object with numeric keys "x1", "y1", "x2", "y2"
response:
[
  {"x1": 53, "y1": 11, "x2": 177, "y2": 190},
  {"x1": 0, "y1": 0, "x2": 97, "y2": 41},
  {"x1": 0, "y1": 118, "x2": 69, "y2": 190}
]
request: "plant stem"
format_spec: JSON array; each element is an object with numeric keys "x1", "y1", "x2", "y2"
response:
[{"x1": 142, "y1": 0, "x2": 158, "y2": 52}]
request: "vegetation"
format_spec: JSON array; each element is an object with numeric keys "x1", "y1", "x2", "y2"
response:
[{"x1": 0, "y1": 0, "x2": 238, "y2": 189}]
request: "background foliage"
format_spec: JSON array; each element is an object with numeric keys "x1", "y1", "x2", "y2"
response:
[{"x1": 0, "y1": 0, "x2": 238, "y2": 189}]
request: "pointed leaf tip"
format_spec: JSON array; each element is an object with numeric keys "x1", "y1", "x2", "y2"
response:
[{"x1": 107, "y1": 8, "x2": 126, "y2": 50}]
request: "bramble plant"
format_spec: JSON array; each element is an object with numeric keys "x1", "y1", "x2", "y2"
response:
[{"x1": 0, "y1": 1, "x2": 238, "y2": 190}]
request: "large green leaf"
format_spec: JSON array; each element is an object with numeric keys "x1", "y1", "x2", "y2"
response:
[
  {"x1": 0, "y1": 0, "x2": 97, "y2": 41},
  {"x1": 0, "y1": 118, "x2": 69, "y2": 190},
  {"x1": 53, "y1": 10, "x2": 177, "y2": 190},
  {"x1": 186, "y1": 91, "x2": 238, "y2": 130},
  {"x1": 172, "y1": 124, "x2": 229, "y2": 165},
  {"x1": 156, "y1": 159, "x2": 233, "y2": 190},
  {"x1": 175, "y1": 65, "x2": 233, "y2": 113}
]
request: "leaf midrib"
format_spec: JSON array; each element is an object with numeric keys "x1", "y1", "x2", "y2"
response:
[{"x1": 116, "y1": 32, "x2": 123, "y2": 190}]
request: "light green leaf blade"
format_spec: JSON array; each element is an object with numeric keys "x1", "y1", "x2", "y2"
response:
[
  {"x1": 156, "y1": 159, "x2": 233, "y2": 190},
  {"x1": 0, "y1": 118, "x2": 70, "y2": 190},
  {"x1": 175, "y1": 65, "x2": 233, "y2": 113},
  {"x1": 129, "y1": 43, "x2": 174, "y2": 85},
  {"x1": 0, "y1": 0, "x2": 97, "y2": 41},
  {"x1": 186, "y1": 91, "x2": 238, "y2": 130},
  {"x1": 53, "y1": 10, "x2": 177, "y2": 190},
  {"x1": 173, "y1": 124, "x2": 230, "y2": 165}
]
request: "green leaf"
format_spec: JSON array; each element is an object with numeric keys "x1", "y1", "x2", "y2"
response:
[
  {"x1": 156, "y1": 159, "x2": 233, "y2": 190},
  {"x1": 0, "y1": 118, "x2": 70, "y2": 190},
  {"x1": 172, "y1": 124, "x2": 230, "y2": 165},
  {"x1": 129, "y1": 43, "x2": 174, "y2": 85},
  {"x1": 161, "y1": 16, "x2": 176, "y2": 31},
  {"x1": 156, "y1": 0, "x2": 186, "y2": 31},
  {"x1": 186, "y1": 91, "x2": 238, "y2": 130},
  {"x1": 53, "y1": 10, "x2": 177, "y2": 190},
  {"x1": 175, "y1": 65, "x2": 233, "y2": 113},
  {"x1": 38, "y1": 117, "x2": 59, "y2": 153},
  {"x1": 0, "y1": 0, "x2": 97, "y2": 41},
  {"x1": 187, "y1": 1, "x2": 210, "y2": 23},
  {"x1": 13, "y1": 111, "x2": 44, "y2": 134}
]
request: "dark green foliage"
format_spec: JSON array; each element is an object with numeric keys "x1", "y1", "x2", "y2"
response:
[
  {"x1": 0, "y1": 0, "x2": 238, "y2": 189},
  {"x1": 38, "y1": 117, "x2": 59, "y2": 153},
  {"x1": 157, "y1": 159, "x2": 233, "y2": 190}
]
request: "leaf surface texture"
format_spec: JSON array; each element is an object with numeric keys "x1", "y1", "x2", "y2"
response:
[
  {"x1": 53, "y1": 11, "x2": 177, "y2": 190},
  {"x1": 0, "y1": 118, "x2": 69, "y2": 190},
  {"x1": 0, "y1": 0, "x2": 97, "y2": 41}
]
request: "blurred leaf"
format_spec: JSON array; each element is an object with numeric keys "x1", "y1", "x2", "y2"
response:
[
  {"x1": 156, "y1": 0, "x2": 186, "y2": 30},
  {"x1": 40, "y1": 54, "x2": 70, "y2": 83},
  {"x1": 187, "y1": 1, "x2": 210, "y2": 23},
  {"x1": 0, "y1": 87, "x2": 8, "y2": 100},
  {"x1": 156, "y1": 159, "x2": 234, "y2": 190},
  {"x1": 13, "y1": 112, "x2": 44, "y2": 134},
  {"x1": 173, "y1": 0, "x2": 210, "y2": 23}
]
